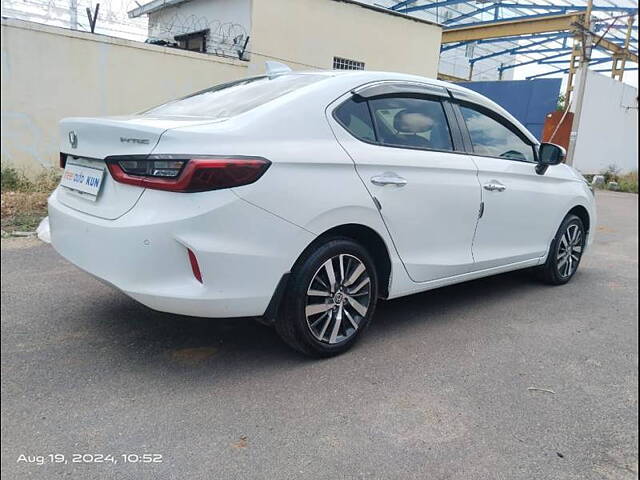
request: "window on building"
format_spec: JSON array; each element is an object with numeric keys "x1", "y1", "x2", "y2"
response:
[
  {"x1": 333, "y1": 57, "x2": 365, "y2": 70},
  {"x1": 175, "y1": 29, "x2": 209, "y2": 53},
  {"x1": 369, "y1": 97, "x2": 454, "y2": 151},
  {"x1": 459, "y1": 105, "x2": 535, "y2": 162}
]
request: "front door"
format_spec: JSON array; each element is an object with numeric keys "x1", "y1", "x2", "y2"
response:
[
  {"x1": 455, "y1": 104, "x2": 562, "y2": 270},
  {"x1": 330, "y1": 93, "x2": 481, "y2": 283}
]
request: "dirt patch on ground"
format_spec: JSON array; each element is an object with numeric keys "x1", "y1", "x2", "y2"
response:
[{"x1": 0, "y1": 236, "x2": 42, "y2": 250}]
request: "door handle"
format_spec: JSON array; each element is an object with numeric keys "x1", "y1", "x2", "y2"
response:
[
  {"x1": 483, "y1": 182, "x2": 506, "y2": 192},
  {"x1": 370, "y1": 173, "x2": 408, "y2": 187}
]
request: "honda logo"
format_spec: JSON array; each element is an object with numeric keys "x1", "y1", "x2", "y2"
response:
[{"x1": 68, "y1": 131, "x2": 78, "y2": 149}]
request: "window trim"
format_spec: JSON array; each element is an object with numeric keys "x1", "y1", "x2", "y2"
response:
[
  {"x1": 353, "y1": 81, "x2": 449, "y2": 100},
  {"x1": 452, "y1": 101, "x2": 538, "y2": 164},
  {"x1": 441, "y1": 100, "x2": 466, "y2": 153},
  {"x1": 332, "y1": 91, "x2": 466, "y2": 156}
]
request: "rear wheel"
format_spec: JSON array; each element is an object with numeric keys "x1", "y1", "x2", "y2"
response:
[
  {"x1": 276, "y1": 237, "x2": 378, "y2": 357},
  {"x1": 538, "y1": 214, "x2": 586, "y2": 285}
]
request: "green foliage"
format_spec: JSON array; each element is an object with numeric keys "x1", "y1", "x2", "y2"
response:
[
  {"x1": 618, "y1": 171, "x2": 638, "y2": 194},
  {"x1": 1, "y1": 164, "x2": 61, "y2": 193},
  {"x1": 601, "y1": 164, "x2": 621, "y2": 185},
  {"x1": 595, "y1": 165, "x2": 638, "y2": 193},
  {"x1": 1, "y1": 164, "x2": 61, "y2": 233}
]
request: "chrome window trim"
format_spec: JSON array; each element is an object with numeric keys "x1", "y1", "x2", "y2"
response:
[{"x1": 352, "y1": 81, "x2": 449, "y2": 100}]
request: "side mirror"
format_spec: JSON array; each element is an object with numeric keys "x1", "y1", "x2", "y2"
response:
[{"x1": 536, "y1": 143, "x2": 566, "y2": 175}]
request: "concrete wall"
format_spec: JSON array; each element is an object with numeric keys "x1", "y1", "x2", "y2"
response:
[
  {"x1": 2, "y1": 1, "x2": 443, "y2": 174},
  {"x1": 247, "y1": 0, "x2": 442, "y2": 77},
  {"x1": 571, "y1": 69, "x2": 638, "y2": 174},
  {"x1": 1, "y1": 18, "x2": 248, "y2": 174}
]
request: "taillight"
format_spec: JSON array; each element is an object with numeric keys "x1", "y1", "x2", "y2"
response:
[{"x1": 105, "y1": 156, "x2": 270, "y2": 192}]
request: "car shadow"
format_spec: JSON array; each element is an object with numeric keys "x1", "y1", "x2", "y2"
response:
[{"x1": 87, "y1": 267, "x2": 563, "y2": 380}]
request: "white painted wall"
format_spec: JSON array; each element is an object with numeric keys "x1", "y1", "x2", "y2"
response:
[
  {"x1": 248, "y1": 0, "x2": 442, "y2": 78},
  {"x1": 1, "y1": 18, "x2": 248, "y2": 174},
  {"x1": 571, "y1": 69, "x2": 638, "y2": 174}
]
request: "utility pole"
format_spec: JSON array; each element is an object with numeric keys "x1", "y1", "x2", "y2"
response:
[{"x1": 566, "y1": 0, "x2": 593, "y2": 166}]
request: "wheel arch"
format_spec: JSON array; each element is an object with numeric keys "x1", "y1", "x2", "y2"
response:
[
  {"x1": 261, "y1": 222, "x2": 393, "y2": 327},
  {"x1": 300, "y1": 223, "x2": 393, "y2": 299},
  {"x1": 567, "y1": 204, "x2": 591, "y2": 234}
]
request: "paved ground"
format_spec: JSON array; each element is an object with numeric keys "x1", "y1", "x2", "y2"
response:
[{"x1": 1, "y1": 191, "x2": 637, "y2": 480}]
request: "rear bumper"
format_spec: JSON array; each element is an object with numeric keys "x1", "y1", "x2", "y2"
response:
[{"x1": 48, "y1": 187, "x2": 314, "y2": 317}]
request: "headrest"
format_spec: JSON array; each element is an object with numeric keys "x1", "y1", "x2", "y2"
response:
[{"x1": 393, "y1": 109, "x2": 434, "y2": 133}]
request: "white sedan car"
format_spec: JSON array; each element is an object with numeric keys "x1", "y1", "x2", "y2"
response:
[{"x1": 49, "y1": 69, "x2": 596, "y2": 356}]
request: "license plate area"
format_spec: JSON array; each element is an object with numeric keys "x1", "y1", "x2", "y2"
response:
[{"x1": 60, "y1": 160, "x2": 105, "y2": 201}]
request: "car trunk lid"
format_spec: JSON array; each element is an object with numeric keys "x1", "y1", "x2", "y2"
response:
[{"x1": 58, "y1": 116, "x2": 218, "y2": 219}]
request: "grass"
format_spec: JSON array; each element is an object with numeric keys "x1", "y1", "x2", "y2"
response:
[
  {"x1": 585, "y1": 167, "x2": 639, "y2": 194},
  {"x1": 617, "y1": 171, "x2": 639, "y2": 194},
  {"x1": 1, "y1": 165, "x2": 61, "y2": 234}
]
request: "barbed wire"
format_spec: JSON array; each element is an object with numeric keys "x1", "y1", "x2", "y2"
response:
[{"x1": 1, "y1": 0, "x2": 250, "y2": 58}]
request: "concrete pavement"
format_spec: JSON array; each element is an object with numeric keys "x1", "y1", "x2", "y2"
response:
[{"x1": 1, "y1": 191, "x2": 637, "y2": 479}]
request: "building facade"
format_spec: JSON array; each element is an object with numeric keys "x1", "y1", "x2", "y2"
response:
[{"x1": 129, "y1": 0, "x2": 443, "y2": 78}]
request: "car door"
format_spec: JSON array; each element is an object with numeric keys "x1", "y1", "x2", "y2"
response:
[
  {"x1": 452, "y1": 101, "x2": 563, "y2": 270},
  {"x1": 329, "y1": 83, "x2": 481, "y2": 283}
]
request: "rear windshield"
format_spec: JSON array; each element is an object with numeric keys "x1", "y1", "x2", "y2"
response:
[{"x1": 142, "y1": 74, "x2": 327, "y2": 118}]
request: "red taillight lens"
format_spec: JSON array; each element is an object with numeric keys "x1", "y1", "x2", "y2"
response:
[{"x1": 106, "y1": 156, "x2": 270, "y2": 192}]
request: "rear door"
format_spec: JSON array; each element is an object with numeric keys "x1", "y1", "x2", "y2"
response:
[
  {"x1": 329, "y1": 83, "x2": 481, "y2": 283},
  {"x1": 452, "y1": 102, "x2": 562, "y2": 269}
]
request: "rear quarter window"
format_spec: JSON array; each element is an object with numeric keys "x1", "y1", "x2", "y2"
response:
[{"x1": 334, "y1": 98, "x2": 376, "y2": 143}]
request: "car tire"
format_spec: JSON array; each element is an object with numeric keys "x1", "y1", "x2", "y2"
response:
[
  {"x1": 538, "y1": 214, "x2": 586, "y2": 285},
  {"x1": 275, "y1": 237, "x2": 378, "y2": 357}
]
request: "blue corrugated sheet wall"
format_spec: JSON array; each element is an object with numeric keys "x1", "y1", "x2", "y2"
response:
[{"x1": 458, "y1": 79, "x2": 562, "y2": 140}]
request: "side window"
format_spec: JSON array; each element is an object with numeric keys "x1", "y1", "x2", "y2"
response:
[
  {"x1": 368, "y1": 96, "x2": 454, "y2": 151},
  {"x1": 459, "y1": 105, "x2": 535, "y2": 162},
  {"x1": 334, "y1": 98, "x2": 376, "y2": 143}
]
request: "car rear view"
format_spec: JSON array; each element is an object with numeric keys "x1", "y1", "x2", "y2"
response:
[{"x1": 49, "y1": 73, "x2": 326, "y2": 318}]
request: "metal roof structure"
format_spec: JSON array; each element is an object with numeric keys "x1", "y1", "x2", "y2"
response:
[{"x1": 387, "y1": 0, "x2": 638, "y2": 82}]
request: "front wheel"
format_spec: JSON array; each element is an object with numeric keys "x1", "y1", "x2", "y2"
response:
[
  {"x1": 276, "y1": 238, "x2": 378, "y2": 357},
  {"x1": 538, "y1": 214, "x2": 586, "y2": 285}
]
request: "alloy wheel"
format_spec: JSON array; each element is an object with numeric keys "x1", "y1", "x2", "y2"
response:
[
  {"x1": 305, "y1": 254, "x2": 372, "y2": 345},
  {"x1": 556, "y1": 223, "x2": 584, "y2": 278}
]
